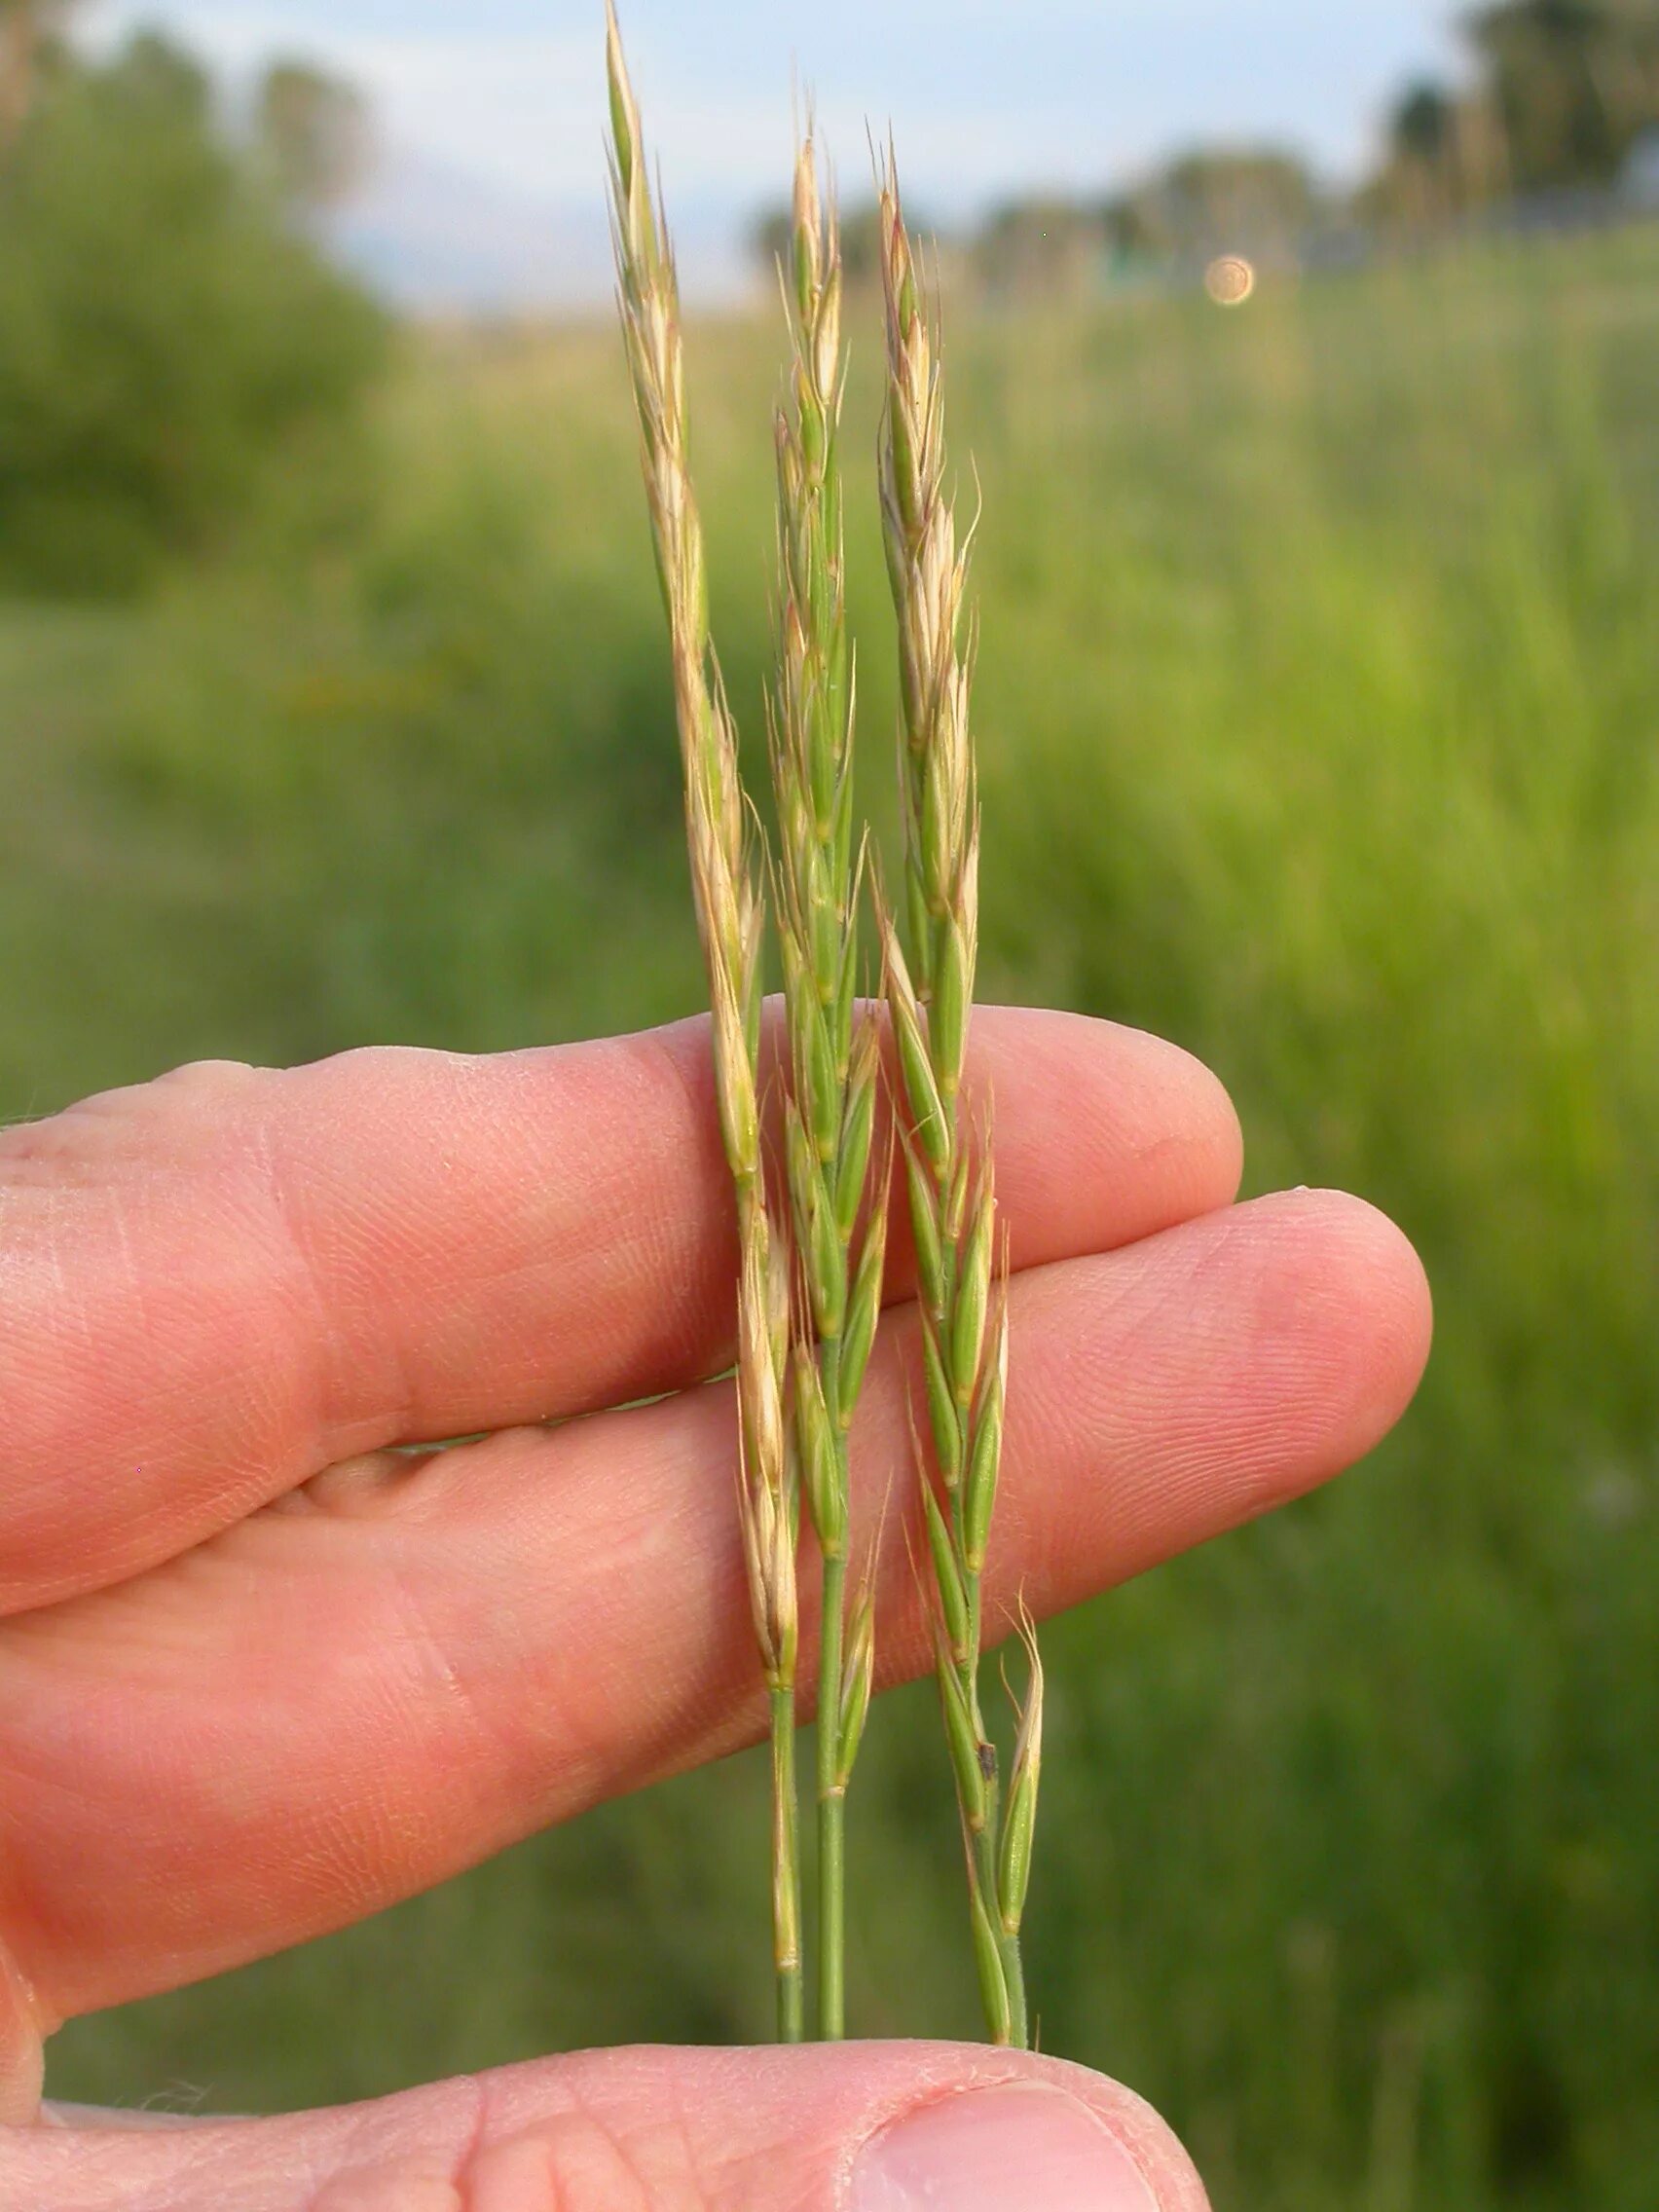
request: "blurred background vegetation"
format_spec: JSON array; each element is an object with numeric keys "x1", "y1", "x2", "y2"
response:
[{"x1": 2, "y1": 5, "x2": 1656, "y2": 2209}]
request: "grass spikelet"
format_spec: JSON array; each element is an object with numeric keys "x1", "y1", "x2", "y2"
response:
[{"x1": 997, "y1": 1614, "x2": 1044, "y2": 1942}]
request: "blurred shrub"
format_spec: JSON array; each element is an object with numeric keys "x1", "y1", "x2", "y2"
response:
[{"x1": 0, "y1": 31, "x2": 387, "y2": 594}]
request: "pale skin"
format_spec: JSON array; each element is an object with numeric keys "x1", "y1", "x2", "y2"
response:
[{"x1": 0, "y1": 1007, "x2": 1432, "y2": 2208}]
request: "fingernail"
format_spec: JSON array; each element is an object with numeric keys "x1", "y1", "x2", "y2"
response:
[{"x1": 851, "y1": 2083, "x2": 1159, "y2": 2211}]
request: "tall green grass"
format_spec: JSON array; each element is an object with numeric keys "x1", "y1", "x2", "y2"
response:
[{"x1": 10, "y1": 229, "x2": 1657, "y2": 2210}]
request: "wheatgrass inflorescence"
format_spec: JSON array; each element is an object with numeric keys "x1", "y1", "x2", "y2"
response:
[
  {"x1": 874, "y1": 157, "x2": 1043, "y2": 2049},
  {"x1": 604, "y1": 4, "x2": 1040, "y2": 2048},
  {"x1": 770, "y1": 130, "x2": 886, "y2": 2043},
  {"x1": 605, "y1": 0, "x2": 803, "y2": 2044}
]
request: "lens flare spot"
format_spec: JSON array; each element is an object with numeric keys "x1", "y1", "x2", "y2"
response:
[{"x1": 1205, "y1": 254, "x2": 1256, "y2": 307}]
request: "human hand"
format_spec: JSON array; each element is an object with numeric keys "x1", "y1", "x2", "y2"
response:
[{"x1": 0, "y1": 1011, "x2": 1430, "y2": 2208}]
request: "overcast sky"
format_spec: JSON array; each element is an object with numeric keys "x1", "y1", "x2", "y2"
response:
[{"x1": 95, "y1": 1, "x2": 1468, "y2": 219}]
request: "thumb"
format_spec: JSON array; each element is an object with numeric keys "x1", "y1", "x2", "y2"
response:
[{"x1": 16, "y1": 2043, "x2": 1210, "y2": 2210}]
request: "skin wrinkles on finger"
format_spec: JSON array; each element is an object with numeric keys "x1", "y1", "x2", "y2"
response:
[
  {"x1": 0, "y1": 1190, "x2": 1429, "y2": 2027},
  {"x1": 0, "y1": 1011, "x2": 1241, "y2": 1619}
]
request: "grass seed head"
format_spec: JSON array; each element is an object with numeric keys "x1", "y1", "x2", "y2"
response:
[
  {"x1": 608, "y1": 0, "x2": 807, "y2": 2038},
  {"x1": 878, "y1": 157, "x2": 1036, "y2": 2048}
]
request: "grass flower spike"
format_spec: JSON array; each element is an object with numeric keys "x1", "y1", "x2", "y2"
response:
[
  {"x1": 875, "y1": 155, "x2": 1039, "y2": 2049},
  {"x1": 606, "y1": 0, "x2": 802, "y2": 2044},
  {"x1": 769, "y1": 129, "x2": 884, "y2": 2042},
  {"x1": 607, "y1": 13, "x2": 1033, "y2": 2050}
]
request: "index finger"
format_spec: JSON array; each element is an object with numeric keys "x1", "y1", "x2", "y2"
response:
[{"x1": 0, "y1": 1007, "x2": 1241, "y2": 1612}]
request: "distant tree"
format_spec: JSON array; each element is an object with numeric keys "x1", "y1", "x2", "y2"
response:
[
  {"x1": 1393, "y1": 79, "x2": 1458, "y2": 164},
  {"x1": 973, "y1": 197, "x2": 1105, "y2": 297},
  {"x1": 1112, "y1": 147, "x2": 1318, "y2": 262},
  {"x1": 255, "y1": 58, "x2": 371, "y2": 214},
  {"x1": 1586, "y1": 0, "x2": 1659, "y2": 165},
  {"x1": 1353, "y1": 0, "x2": 1659, "y2": 223},
  {"x1": 1466, "y1": 0, "x2": 1659, "y2": 187},
  {"x1": 1164, "y1": 149, "x2": 1315, "y2": 240},
  {"x1": 1366, "y1": 78, "x2": 1506, "y2": 224},
  {"x1": 1099, "y1": 190, "x2": 1161, "y2": 258},
  {"x1": 116, "y1": 25, "x2": 212, "y2": 123},
  {"x1": 0, "y1": 30, "x2": 387, "y2": 591}
]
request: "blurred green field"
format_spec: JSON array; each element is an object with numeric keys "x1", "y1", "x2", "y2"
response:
[{"x1": 8, "y1": 226, "x2": 1658, "y2": 2209}]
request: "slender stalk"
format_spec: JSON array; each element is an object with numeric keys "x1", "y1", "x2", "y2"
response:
[
  {"x1": 606, "y1": 0, "x2": 802, "y2": 2043},
  {"x1": 874, "y1": 157, "x2": 1042, "y2": 2048},
  {"x1": 819, "y1": 1316, "x2": 847, "y2": 2045},
  {"x1": 769, "y1": 1684, "x2": 804, "y2": 2043},
  {"x1": 816, "y1": 1547, "x2": 847, "y2": 2036},
  {"x1": 770, "y1": 129, "x2": 884, "y2": 2042}
]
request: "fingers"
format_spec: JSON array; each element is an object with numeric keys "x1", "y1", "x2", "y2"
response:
[
  {"x1": 0, "y1": 1190, "x2": 1430, "y2": 2027},
  {"x1": 11, "y1": 2044, "x2": 1210, "y2": 2211},
  {"x1": 0, "y1": 1011, "x2": 1240, "y2": 1614}
]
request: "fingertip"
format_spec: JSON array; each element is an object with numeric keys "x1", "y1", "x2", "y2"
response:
[
  {"x1": 847, "y1": 2054, "x2": 1210, "y2": 2212},
  {"x1": 1125, "y1": 1022, "x2": 1246, "y2": 1215},
  {"x1": 1036, "y1": 2057, "x2": 1212, "y2": 2212},
  {"x1": 1251, "y1": 1186, "x2": 1434, "y2": 1463},
  {"x1": 985, "y1": 1181, "x2": 1434, "y2": 1603}
]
